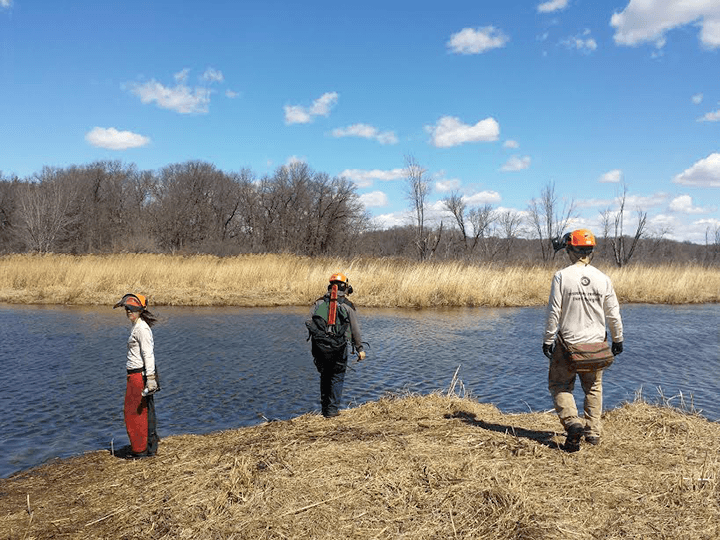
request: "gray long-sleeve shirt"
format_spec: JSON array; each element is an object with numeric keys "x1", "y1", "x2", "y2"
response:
[{"x1": 544, "y1": 261, "x2": 623, "y2": 346}]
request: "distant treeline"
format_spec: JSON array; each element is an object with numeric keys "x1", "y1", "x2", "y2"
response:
[{"x1": 0, "y1": 159, "x2": 718, "y2": 266}]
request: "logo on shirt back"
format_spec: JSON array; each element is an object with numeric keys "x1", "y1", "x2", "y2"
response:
[{"x1": 581, "y1": 277, "x2": 591, "y2": 286}]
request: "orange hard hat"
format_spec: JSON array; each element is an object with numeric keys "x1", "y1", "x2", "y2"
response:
[
  {"x1": 568, "y1": 229, "x2": 596, "y2": 248},
  {"x1": 329, "y1": 273, "x2": 348, "y2": 284},
  {"x1": 113, "y1": 293, "x2": 148, "y2": 311}
]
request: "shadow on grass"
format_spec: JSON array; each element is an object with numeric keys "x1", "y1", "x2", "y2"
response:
[{"x1": 447, "y1": 410, "x2": 562, "y2": 450}]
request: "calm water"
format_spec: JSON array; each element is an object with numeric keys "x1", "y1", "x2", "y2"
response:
[{"x1": 1, "y1": 303, "x2": 718, "y2": 478}]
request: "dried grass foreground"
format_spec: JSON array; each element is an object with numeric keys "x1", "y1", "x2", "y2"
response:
[{"x1": 2, "y1": 393, "x2": 719, "y2": 539}]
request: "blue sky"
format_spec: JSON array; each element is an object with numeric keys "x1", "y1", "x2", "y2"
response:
[{"x1": 1, "y1": 0, "x2": 719, "y2": 243}]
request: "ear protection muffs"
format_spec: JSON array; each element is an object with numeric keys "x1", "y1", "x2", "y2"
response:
[{"x1": 328, "y1": 280, "x2": 354, "y2": 295}]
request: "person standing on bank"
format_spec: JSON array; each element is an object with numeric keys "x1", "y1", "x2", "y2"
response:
[
  {"x1": 307, "y1": 273, "x2": 366, "y2": 418},
  {"x1": 543, "y1": 229, "x2": 624, "y2": 453},
  {"x1": 114, "y1": 293, "x2": 160, "y2": 458}
]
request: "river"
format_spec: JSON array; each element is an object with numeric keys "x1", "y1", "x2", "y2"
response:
[{"x1": 1, "y1": 303, "x2": 718, "y2": 478}]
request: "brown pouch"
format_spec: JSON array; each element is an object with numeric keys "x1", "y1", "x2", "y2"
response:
[{"x1": 557, "y1": 335, "x2": 614, "y2": 372}]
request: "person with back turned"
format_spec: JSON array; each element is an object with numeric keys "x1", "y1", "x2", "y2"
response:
[
  {"x1": 543, "y1": 229, "x2": 624, "y2": 452},
  {"x1": 306, "y1": 273, "x2": 365, "y2": 418}
]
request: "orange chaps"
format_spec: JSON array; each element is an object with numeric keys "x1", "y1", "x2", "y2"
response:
[{"x1": 124, "y1": 372, "x2": 159, "y2": 455}]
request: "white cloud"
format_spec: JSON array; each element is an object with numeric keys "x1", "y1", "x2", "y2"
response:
[
  {"x1": 201, "y1": 67, "x2": 224, "y2": 83},
  {"x1": 562, "y1": 30, "x2": 598, "y2": 52},
  {"x1": 339, "y1": 168, "x2": 405, "y2": 188},
  {"x1": 174, "y1": 68, "x2": 190, "y2": 83},
  {"x1": 447, "y1": 26, "x2": 509, "y2": 54},
  {"x1": 668, "y1": 194, "x2": 714, "y2": 214},
  {"x1": 503, "y1": 139, "x2": 519, "y2": 149},
  {"x1": 537, "y1": 0, "x2": 570, "y2": 13},
  {"x1": 286, "y1": 155, "x2": 307, "y2": 166},
  {"x1": 225, "y1": 89, "x2": 239, "y2": 98},
  {"x1": 622, "y1": 192, "x2": 669, "y2": 208},
  {"x1": 692, "y1": 93, "x2": 704, "y2": 104},
  {"x1": 500, "y1": 155, "x2": 531, "y2": 171},
  {"x1": 372, "y1": 211, "x2": 409, "y2": 229},
  {"x1": 599, "y1": 169, "x2": 623, "y2": 183},
  {"x1": 435, "y1": 179, "x2": 461, "y2": 192},
  {"x1": 611, "y1": 0, "x2": 720, "y2": 49},
  {"x1": 463, "y1": 191, "x2": 502, "y2": 205},
  {"x1": 85, "y1": 127, "x2": 150, "y2": 150},
  {"x1": 427, "y1": 116, "x2": 500, "y2": 147},
  {"x1": 673, "y1": 153, "x2": 720, "y2": 187},
  {"x1": 331, "y1": 124, "x2": 398, "y2": 145},
  {"x1": 128, "y1": 79, "x2": 211, "y2": 114},
  {"x1": 1, "y1": 0, "x2": 12, "y2": 8},
  {"x1": 698, "y1": 109, "x2": 720, "y2": 121},
  {"x1": 284, "y1": 92, "x2": 339, "y2": 124},
  {"x1": 359, "y1": 191, "x2": 389, "y2": 208}
]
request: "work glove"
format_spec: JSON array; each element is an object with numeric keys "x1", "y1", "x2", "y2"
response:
[
  {"x1": 357, "y1": 350, "x2": 366, "y2": 361},
  {"x1": 611, "y1": 341, "x2": 623, "y2": 355},
  {"x1": 144, "y1": 373, "x2": 158, "y2": 395},
  {"x1": 542, "y1": 343, "x2": 554, "y2": 360}
]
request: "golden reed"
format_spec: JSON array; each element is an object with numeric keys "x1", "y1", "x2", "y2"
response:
[{"x1": 0, "y1": 253, "x2": 717, "y2": 308}]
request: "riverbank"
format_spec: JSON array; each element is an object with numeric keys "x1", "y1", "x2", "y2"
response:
[
  {"x1": 1, "y1": 393, "x2": 718, "y2": 539},
  {"x1": 1, "y1": 253, "x2": 718, "y2": 307}
]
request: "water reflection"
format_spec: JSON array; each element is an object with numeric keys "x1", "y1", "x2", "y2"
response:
[{"x1": 0, "y1": 303, "x2": 718, "y2": 478}]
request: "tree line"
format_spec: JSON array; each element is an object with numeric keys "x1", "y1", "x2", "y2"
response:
[{"x1": 0, "y1": 159, "x2": 717, "y2": 266}]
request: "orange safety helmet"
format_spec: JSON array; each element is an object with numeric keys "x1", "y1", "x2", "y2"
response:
[
  {"x1": 113, "y1": 293, "x2": 148, "y2": 312},
  {"x1": 568, "y1": 229, "x2": 596, "y2": 248},
  {"x1": 328, "y1": 272, "x2": 353, "y2": 294},
  {"x1": 329, "y1": 273, "x2": 348, "y2": 285}
]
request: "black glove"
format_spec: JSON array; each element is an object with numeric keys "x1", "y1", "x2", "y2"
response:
[
  {"x1": 542, "y1": 343, "x2": 554, "y2": 360},
  {"x1": 611, "y1": 341, "x2": 623, "y2": 355}
]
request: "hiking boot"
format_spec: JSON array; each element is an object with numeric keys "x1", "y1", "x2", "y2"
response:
[
  {"x1": 584, "y1": 435, "x2": 600, "y2": 446},
  {"x1": 563, "y1": 425, "x2": 583, "y2": 453},
  {"x1": 323, "y1": 409, "x2": 340, "y2": 418}
]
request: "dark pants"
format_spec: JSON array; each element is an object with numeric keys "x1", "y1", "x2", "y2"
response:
[{"x1": 313, "y1": 348, "x2": 349, "y2": 417}]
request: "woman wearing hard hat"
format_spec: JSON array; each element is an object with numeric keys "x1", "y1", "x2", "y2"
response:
[{"x1": 114, "y1": 293, "x2": 160, "y2": 458}]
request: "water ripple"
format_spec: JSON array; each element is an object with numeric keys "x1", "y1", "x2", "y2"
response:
[{"x1": 0, "y1": 303, "x2": 718, "y2": 478}]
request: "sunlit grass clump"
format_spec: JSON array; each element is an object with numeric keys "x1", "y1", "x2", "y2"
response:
[{"x1": 0, "y1": 253, "x2": 718, "y2": 307}]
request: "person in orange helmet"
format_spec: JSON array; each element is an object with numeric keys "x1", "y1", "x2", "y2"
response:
[
  {"x1": 543, "y1": 229, "x2": 624, "y2": 452},
  {"x1": 306, "y1": 273, "x2": 365, "y2": 418},
  {"x1": 114, "y1": 293, "x2": 160, "y2": 458}
]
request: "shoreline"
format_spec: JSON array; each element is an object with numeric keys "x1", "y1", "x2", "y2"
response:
[{"x1": 2, "y1": 393, "x2": 719, "y2": 539}]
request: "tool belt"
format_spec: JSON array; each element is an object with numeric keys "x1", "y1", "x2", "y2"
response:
[{"x1": 557, "y1": 334, "x2": 614, "y2": 373}]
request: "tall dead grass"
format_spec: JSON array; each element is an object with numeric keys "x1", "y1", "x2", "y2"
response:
[
  {"x1": 2, "y1": 393, "x2": 719, "y2": 539},
  {"x1": 0, "y1": 253, "x2": 718, "y2": 307}
]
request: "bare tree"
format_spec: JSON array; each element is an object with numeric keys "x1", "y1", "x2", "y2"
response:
[
  {"x1": 608, "y1": 183, "x2": 647, "y2": 267},
  {"x1": 147, "y1": 161, "x2": 245, "y2": 252},
  {"x1": 404, "y1": 155, "x2": 438, "y2": 260},
  {"x1": 443, "y1": 191, "x2": 498, "y2": 259},
  {"x1": 443, "y1": 192, "x2": 468, "y2": 254},
  {"x1": 704, "y1": 224, "x2": 720, "y2": 264},
  {"x1": 0, "y1": 173, "x2": 21, "y2": 252},
  {"x1": 17, "y1": 167, "x2": 79, "y2": 253},
  {"x1": 496, "y1": 209, "x2": 524, "y2": 259},
  {"x1": 527, "y1": 181, "x2": 576, "y2": 262}
]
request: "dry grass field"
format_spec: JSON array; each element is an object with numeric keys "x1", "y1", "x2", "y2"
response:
[
  {"x1": 1, "y1": 392, "x2": 718, "y2": 539},
  {"x1": 1, "y1": 253, "x2": 718, "y2": 307}
]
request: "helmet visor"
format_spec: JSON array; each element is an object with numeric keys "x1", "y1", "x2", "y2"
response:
[{"x1": 113, "y1": 293, "x2": 145, "y2": 312}]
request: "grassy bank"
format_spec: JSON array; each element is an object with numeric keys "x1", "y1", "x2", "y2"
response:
[
  {"x1": 1, "y1": 393, "x2": 718, "y2": 539},
  {"x1": 0, "y1": 253, "x2": 718, "y2": 308}
]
